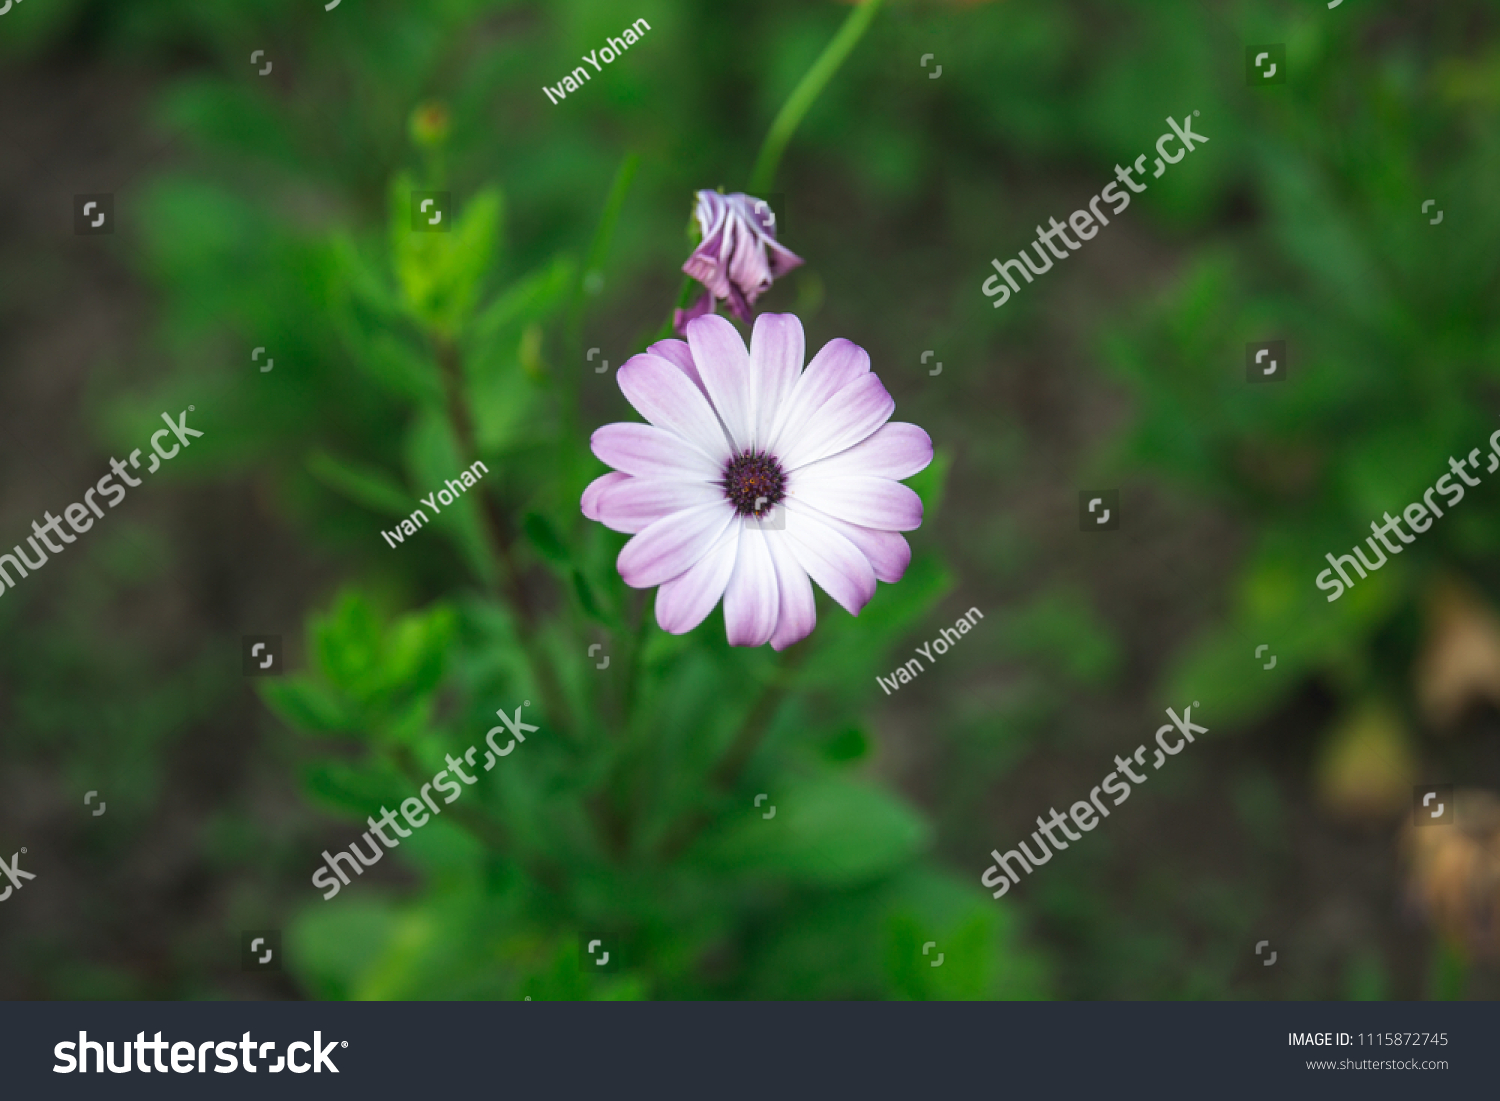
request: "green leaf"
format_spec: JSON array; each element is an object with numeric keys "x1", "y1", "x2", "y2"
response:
[
  {"x1": 290, "y1": 897, "x2": 401, "y2": 1001},
  {"x1": 573, "y1": 152, "x2": 639, "y2": 314},
  {"x1": 391, "y1": 177, "x2": 504, "y2": 336},
  {"x1": 886, "y1": 907, "x2": 997, "y2": 1001},
  {"x1": 307, "y1": 589, "x2": 457, "y2": 714},
  {"x1": 260, "y1": 676, "x2": 352, "y2": 735},
  {"x1": 302, "y1": 760, "x2": 407, "y2": 818},
  {"x1": 694, "y1": 774, "x2": 931, "y2": 888},
  {"x1": 313, "y1": 591, "x2": 383, "y2": 700},
  {"x1": 879, "y1": 868, "x2": 1047, "y2": 1000},
  {"x1": 822, "y1": 725, "x2": 870, "y2": 763},
  {"x1": 523, "y1": 512, "x2": 570, "y2": 566},
  {"x1": 383, "y1": 605, "x2": 459, "y2": 700},
  {"x1": 330, "y1": 234, "x2": 406, "y2": 321},
  {"x1": 342, "y1": 326, "x2": 445, "y2": 408},
  {"x1": 307, "y1": 451, "x2": 412, "y2": 517},
  {"x1": 571, "y1": 568, "x2": 614, "y2": 627},
  {"x1": 468, "y1": 256, "x2": 576, "y2": 350}
]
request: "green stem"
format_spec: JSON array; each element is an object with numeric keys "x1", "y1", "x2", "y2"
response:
[
  {"x1": 748, "y1": 0, "x2": 885, "y2": 195},
  {"x1": 619, "y1": 587, "x2": 651, "y2": 731},
  {"x1": 656, "y1": 648, "x2": 804, "y2": 861},
  {"x1": 655, "y1": 0, "x2": 885, "y2": 343},
  {"x1": 651, "y1": 273, "x2": 703, "y2": 343},
  {"x1": 432, "y1": 335, "x2": 578, "y2": 742}
]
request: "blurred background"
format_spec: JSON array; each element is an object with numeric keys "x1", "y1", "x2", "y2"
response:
[{"x1": 2, "y1": 0, "x2": 1499, "y2": 1000}]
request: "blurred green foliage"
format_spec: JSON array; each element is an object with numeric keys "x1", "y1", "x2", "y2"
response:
[
  {"x1": 4, "y1": 0, "x2": 1496, "y2": 1000},
  {"x1": 1101, "y1": 19, "x2": 1500, "y2": 735}
]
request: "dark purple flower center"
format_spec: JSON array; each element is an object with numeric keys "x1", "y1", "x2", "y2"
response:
[{"x1": 721, "y1": 450, "x2": 786, "y2": 519}]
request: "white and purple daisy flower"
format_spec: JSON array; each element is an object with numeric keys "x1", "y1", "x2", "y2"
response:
[
  {"x1": 675, "y1": 191, "x2": 803, "y2": 333},
  {"x1": 582, "y1": 313, "x2": 932, "y2": 650}
]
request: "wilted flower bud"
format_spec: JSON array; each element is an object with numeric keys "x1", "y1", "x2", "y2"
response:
[{"x1": 676, "y1": 191, "x2": 803, "y2": 334}]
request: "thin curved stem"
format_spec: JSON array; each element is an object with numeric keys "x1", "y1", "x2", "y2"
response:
[{"x1": 748, "y1": 0, "x2": 885, "y2": 195}]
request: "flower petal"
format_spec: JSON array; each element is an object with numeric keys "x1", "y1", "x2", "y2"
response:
[
  {"x1": 686, "y1": 314, "x2": 755, "y2": 453},
  {"x1": 683, "y1": 192, "x2": 732, "y2": 298},
  {"x1": 778, "y1": 373, "x2": 895, "y2": 472},
  {"x1": 731, "y1": 194, "x2": 802, "y2": 278},
  {"x1": 582, "y1": 472, "x2": 630, "y2": 522},
  {"x1": 616, "y1": 351, "x2": 734, "y2": 464},
  {"x1": 726, "y1": 217, "x2": 774, "y2": 303},
  {"x1": 764, "y1": 237, "x2": 804, "y2": 279},
  {"x1": 647, "y1": 337, "x2": 708, "y2": 396},
  {"x1": 591, "y1": 423, "x2": 721, "y2": 482},
  {"x1": 684, "y1": 247, "x2": 730, "y2": 299},
  {"x1": 793, "y1": 422, "x2": 933, "y2": 482},
  {"x1": 793, "y1": 501, "x2": 912, "y2": 584},
  {"x1": 617, "y1": 501, "x2": 736, "y2": 589},
  {"x1": 722, "y1": 524, "x2": 779, "y2": 647},
  {"x1": 734, "y1": 193, "x2": 779, "y2": 239},
  {"x1": 765, "y1": 530, "x2": 816, "y2": 651},
  {"x1": 724, "y1": 278, "x2": 753, "y2": 323},
  {"x1": 595, "y1": 478, "x2": 725, "y2": 534},
  {"x1": 789, "y1": 474, "x2": 923, "y2": 532},
  {"x1": 766, "y1": 338, "x2": 871, "y2": 458},
  {"x1": 748, "y1": 313, "x2": 804, "y2": 452},
  {"x1": 782, "y1": 500, "x2": 878, "y2": 616},
  {"x1": 655, "y1": 521, "x2": 740, "y2": 634},
  {"x1": 670, "y1": 294, "x2": 717, "y2": 343},
  {"x1": 695, "y1": 189, "x2": 728, "y2": 228}
]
